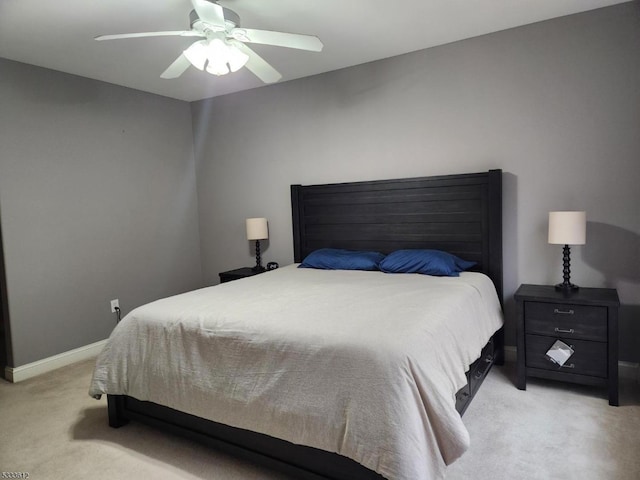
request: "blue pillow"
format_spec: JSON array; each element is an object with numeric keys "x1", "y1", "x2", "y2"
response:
[
  {"x1": 378, "y1": 249, "x2": 476, "y2": 277},
  {"x1": 298, "y1": 248, "x2": 386, "y2": 271}
]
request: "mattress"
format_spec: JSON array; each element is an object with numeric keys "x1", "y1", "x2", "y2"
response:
[{"x1": 89, "y1": 264, "x2": 503, "y2": 480}]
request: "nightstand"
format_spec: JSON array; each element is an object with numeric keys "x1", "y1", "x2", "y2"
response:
[
  {"x1": 515, "y1": 284, "x2": 620, "y2": 406},
  {"x1": 219, "y1": 267, "x2": 264, "y2": 283}
]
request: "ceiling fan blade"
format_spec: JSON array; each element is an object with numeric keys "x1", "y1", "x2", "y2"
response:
[
  {"x1": 95, "y1": 31, "x2": 201, "y2": 41},
  {"x1": 230, "y1": 28, "x2": 323, "y2": 52},
  {"x1": 160, "y1": 53, "x2": 192, "y2": 79},
  {"x1": 232, "y1": 42, "x2": 282, "y2": 84},
  {"x1": 191, "y1": 0, "x2": 226, "y2": 28}
]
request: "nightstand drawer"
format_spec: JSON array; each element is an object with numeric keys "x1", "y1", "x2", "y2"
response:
[
  {"x1": 524, "y1": 301, "x2": 607, "y2": 341},
  {"x1": 525, "y1": 334, "x2": 607, "y2": 378}
]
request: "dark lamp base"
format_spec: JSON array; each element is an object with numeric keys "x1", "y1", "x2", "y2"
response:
[
  {"x1": 555, "y1": 244, "x2": 579, "y2": 293},
  {"x1": 252, "y1": 239, "x2": 265, "y2": 273}
]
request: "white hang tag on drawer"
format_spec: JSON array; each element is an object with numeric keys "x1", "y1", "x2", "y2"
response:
[{"x1": 546, "y1": 340, "x2": 574, "y2": 366}]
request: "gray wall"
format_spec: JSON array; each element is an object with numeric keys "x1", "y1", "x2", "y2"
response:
[
  {"x1": 192, "y1": 3, "x2": 640, "y2": 361},
  {"x1": 1, "y1": 3, "x2": 638, "y2": 368},
  {"x1": 0, "y1": 59, "x2": 203, "y2": 367}
]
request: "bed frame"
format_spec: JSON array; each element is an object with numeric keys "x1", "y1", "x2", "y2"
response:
[{"x1": 107, "y1": 169, "x2": 504, "y2": 480}]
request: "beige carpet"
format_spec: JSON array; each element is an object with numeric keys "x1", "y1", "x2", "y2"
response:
[
  {"x1": 447, "y1": 364, "x2": 640, "y2": 480},
  {"x1": 0, "y1": 359, "x2": 638, "y2": 480}
]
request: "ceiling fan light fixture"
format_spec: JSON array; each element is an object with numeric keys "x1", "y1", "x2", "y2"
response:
[
  {"x1": 183, "y1": 40, "x2": 208, "y2": 70},
  {"x1": 206, "y1": 59, "x2": 230, "y2": 76},
  {"x1": 200, "y1": 38, "x2": 248, "y2": 76},
  {"x1": 205, "y1": 38, "x2": 230, "y2": 75},
  {"x1": 96, "y1": 0, "x2": 322, "y2": 83},
  {"x1": 227, "y1": 44, "x2": 249, "y2": 72}
]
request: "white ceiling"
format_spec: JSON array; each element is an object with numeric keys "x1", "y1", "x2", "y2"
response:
[{"x1": 0, "y1": 0, "x2": 629, "y2": 102}]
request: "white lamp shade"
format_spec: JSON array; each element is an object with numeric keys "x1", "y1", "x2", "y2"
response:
[
  {"x1": 548, "y1": 211, "x2": 586, "y2": 245},
  {"x1": 246, "y1": 218, "x2": 268, "y2": 240}
]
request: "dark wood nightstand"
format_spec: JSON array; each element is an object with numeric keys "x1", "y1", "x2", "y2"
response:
[
  {"x1": 219, "y1": 267, "x2": 264, "y2": 283},
  {"x1": 515, "y1": 284, "x2": 620, "y2": 406}
]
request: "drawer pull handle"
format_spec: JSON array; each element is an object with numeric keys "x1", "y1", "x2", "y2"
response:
[
  {"x1": 554, "y1": 327, "x2": 575, "y2": 334},
  {"x1": 560, "y1": 363, "x2": 575, "y2": 369},
  {"x1": 554, "y1": 308, "x2": 574, "y2": 315}
]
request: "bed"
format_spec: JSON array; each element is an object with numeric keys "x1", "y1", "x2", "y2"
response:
[{"x1": 90, "y1": 169, "x2": 504, "y2": 480}]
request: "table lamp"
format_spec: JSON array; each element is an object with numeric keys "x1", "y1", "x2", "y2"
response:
[
  {"x1": 246, "y1": 217, "x2": 268, "y2": 272},
  {"x1": 548, "y1": 211, "x2": 586, "y2": 291}
]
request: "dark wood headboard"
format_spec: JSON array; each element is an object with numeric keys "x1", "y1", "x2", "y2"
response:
[{"x1": 291, "y1": 169, "x2": 503, "y2": 302}]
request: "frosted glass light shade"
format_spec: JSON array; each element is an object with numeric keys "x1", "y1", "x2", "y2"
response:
[
  {"x1": 185, "y1": 38, "x2": 249, "y2": 76},
  {"x1": 548, "y1": 211, "x2": 586, "y2": 245},
  {"x1": 183, "y1": 40, "x2": 208, "y2": 70},
  {"x1": 227, "y1": 45, "x2": 249, "y2": 72},
  {"x1": 205, "y1": 38, "x2": 230, "y2": 76},
  {"x1": 246, "y1": 218, "x2": 268, "y2": 240},
  {"x1": 206, "y1": 59, "x2": 230, "y2": 76}
]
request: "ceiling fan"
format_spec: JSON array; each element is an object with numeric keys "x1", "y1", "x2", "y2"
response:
[{"x1": 95, "y1": 0, "x2": 323, "y2": 83}]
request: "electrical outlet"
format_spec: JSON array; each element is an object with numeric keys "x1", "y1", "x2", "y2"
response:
[{"x1": 110, "y1": 299, "x2": 119, "y2": 313}]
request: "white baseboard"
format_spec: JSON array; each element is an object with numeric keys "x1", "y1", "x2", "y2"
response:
[
  {"x1": 502, "y1": 345, "x2": 639, "y2": 382},
  {"x1": 5, "y1": 339, "x2": 107, "y2": 383}
]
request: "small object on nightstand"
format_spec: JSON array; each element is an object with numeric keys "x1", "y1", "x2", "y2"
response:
[
  {"x1": 515, "y1": 284, "x2": 620, "y2": 406},
  {"x1": 219, "y1": 267, "x2": 265, "y2": 284},
  {"x1": 545, "y1": 340, "x2": 574, "y2": 366}
]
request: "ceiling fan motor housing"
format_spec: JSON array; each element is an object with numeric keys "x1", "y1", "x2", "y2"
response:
[{"x1": 189, "y1": 8, "x2": 240, "y2": 31}]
